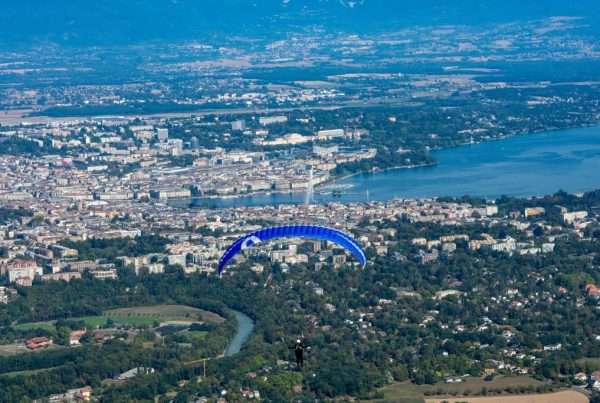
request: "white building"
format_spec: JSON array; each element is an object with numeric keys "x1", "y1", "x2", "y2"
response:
[
  {"x1": 91, "y1": 269, "x2": 118, "y2": 280},
  {"x1": 151, "y1": 188, "x2": 192, "y2": 200},
  {"x1": 317, "y1": 129, "x2": 345, "y2": 140},
  {"x1": 156, "y1": 128, "x2": 169, "y2": 142},
  {"x1": 259, "y1": 115, "x2": 288, "y2": 126},
  {"x1": 563, "y1": 211, "x2": 588, "y2": 224},
  {"x1": 5, "y1": 260, "x2": 42, "y2": 283},
  {"x1": 231, "y1": 120, "x2": 246, "y2": 131}
]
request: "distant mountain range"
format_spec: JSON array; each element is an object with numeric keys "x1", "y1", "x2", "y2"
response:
[{"x1": 2, "y1": 0, "x2": 599, "y2": 48}]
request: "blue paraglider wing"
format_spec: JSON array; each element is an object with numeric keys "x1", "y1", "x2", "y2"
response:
[{"x1": 218, "y1": 225, "x2": 367, "y2": 274}]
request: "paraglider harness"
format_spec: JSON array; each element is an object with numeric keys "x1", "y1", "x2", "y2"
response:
[{"x1": 290, "y1": 339, "x2": 307, "y2": 369}]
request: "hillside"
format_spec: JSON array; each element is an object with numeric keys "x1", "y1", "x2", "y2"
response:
[{"x1": 1, "y1": 0, "x2": 599, "y2": 48}]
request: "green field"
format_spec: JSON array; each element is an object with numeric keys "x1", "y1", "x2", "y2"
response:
[
  {"x1": 365, "y1": 382, "x2": 425, "y2": 403},
  {"x1": 105, "y1": 305, "x2": 225, "y2": 324},
  {"x1": 13, "y1": 322, "x2": 56, "y2": 332},
  {"x1": 13, "y1": 304, "x2": 224, "y2": 332},
  {"x1": 0, "y1": 366, "x2": 63, "y2": 378},
  {"x1": 365, "y1": 376, "x2": 545, "y2": 403},
  {"x1": 81, "y1": 315, "x2": 158, "y2": 328},
  {"x1": 183, "y1": 331, "x2": 208, "y2": 342},
  {"x1": 0, "y1": 343, "x2": 63, "y2": 358},
  {"x1": 14, "y1": 315, "x2": 157, "y2": 331},
  {"x1": 576, "y1": 358, "x2": 600, "y2": 372}
]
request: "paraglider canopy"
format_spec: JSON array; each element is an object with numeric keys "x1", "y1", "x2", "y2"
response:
[{"x1": 218, "y1": 225, "x2": 367, "y2": 275}]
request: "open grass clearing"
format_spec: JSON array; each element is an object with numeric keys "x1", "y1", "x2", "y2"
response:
[
  {"x1": 426, "y1": 390, "x2": 588, "y2": 403},
  {"x1": 0, "y1": 366, "x2": 64, "y2": 378},
  {"x1": 0, "y1": 343, "x2": 29, "y2": 356},
  {"x1": 0, "y1": 342, "x2": 63, "y2": 357},
  {"x1": 14, "y1": 314, "x2": 157, "y2": 331},
  {"x1": 12, "y1": 304, "x2": 225, "y2": 332},
  {"x1": 105, "y1": 304, "x2": 225, "y2": 324},
  {"x1": 14, "y1": 321, "x2": 56, "y2": 332},
  {"x1": 367, "y1": 376, "x2": 546, "y2": 403},
  {"x1": 577, "y1": 358, "x2": 600, "y2": 372},
  {"x1": 366, "y1": 381, "x2": 424, "y2": 403}
]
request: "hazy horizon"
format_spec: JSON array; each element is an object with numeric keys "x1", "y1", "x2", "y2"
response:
[{"x1": 1, "y1": 0, "x2": 599, "y2": 48}]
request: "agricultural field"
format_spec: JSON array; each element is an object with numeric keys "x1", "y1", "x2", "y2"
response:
[
  {"x1": 577, "y1": 358, "x2": 600, "y2": 372},
  {"x1": 13, "y1": 321, "x2": 56, "y2": 332},
  {"x1": 0, "y1": 342, "x2": 31, "y2": 357},
  {"x1": 105, "y1": 304, "x2": 225, "y2": 324},
  {"x1": 13, "y1": 304, "x2": 224, "y2": 332},
  {"x1": 13, "y1": 315, "x2": 156, "y2": 331},
  {"x1": 0, "y1": 342, "x2": 63, "y2": 357},
  {"x1": 0, "y1": 366, "x2": 63, "y2": 378},
  {"x1": 365, "y1": 381, "x2": 425, "y2": 403},
  {"x1": 367, "y1": 376, "x2": 548, "y2": 403},
  {"x1": 426, "y1": 390, "x2": 588, "y2": 403}
]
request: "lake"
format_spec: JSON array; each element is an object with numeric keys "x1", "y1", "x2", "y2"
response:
[{"x1": 185, "y1": 126, "x2": 600, "y2": 208}]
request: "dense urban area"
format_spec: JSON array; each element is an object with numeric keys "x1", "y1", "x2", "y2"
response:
[{"x1": 2, "y1": 8, "x2": 600, "y2": 403}]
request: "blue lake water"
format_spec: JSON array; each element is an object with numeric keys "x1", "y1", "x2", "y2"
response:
[{"x1": 187, "y1": 126, "x2": 600, "y2": 208}]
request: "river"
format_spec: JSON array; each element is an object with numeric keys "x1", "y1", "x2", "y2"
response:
[
  {"x1": 182, "y1": 126, "x2": 600, "y2": 208},
  {"x1": 224, "y1": 310, "x2": 255, "y2": 357}
]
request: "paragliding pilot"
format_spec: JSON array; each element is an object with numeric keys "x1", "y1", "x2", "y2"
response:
[{"x1": 291, "y1": 338, "x2": 307, "y2": 369}]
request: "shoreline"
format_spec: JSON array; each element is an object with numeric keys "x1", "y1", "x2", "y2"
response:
[
  {"x1": 169, "y1": 122, "x2": 600, "y2": 206},
  {"x1": 328, "y1": 162, "x2": 438, "y2": 184},
  {"x1": 170, "y1": 162, "x2": 438, "y2": 204}
]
